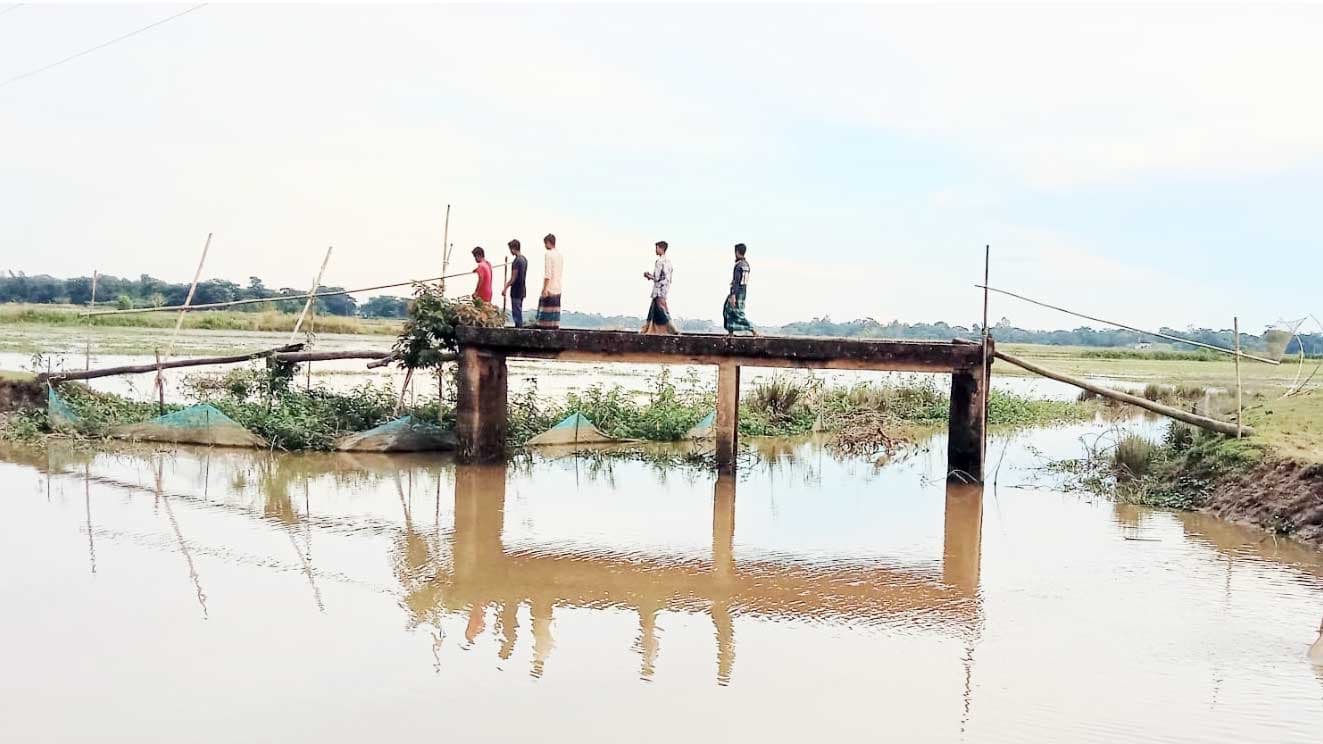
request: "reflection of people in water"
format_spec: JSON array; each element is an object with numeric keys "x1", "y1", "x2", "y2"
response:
[
  {"x1": 465, "y1": 604, "x2": 487, "y2": 646},
  {"x1": 1310, "y1": 614, "x2": 1323, "y2": 664}
]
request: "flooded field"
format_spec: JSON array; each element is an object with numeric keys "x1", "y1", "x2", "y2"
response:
[{"x1": 3, "y1": 419, "x2": 1321, "y2": 743}]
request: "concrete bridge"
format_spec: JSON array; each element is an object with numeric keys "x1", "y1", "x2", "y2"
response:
[{"x1": 454, "y1": 327, "x2": 992, "y2": 479}]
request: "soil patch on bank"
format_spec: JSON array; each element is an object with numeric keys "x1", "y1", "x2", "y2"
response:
[
  {"x1": 0, "y1": 375, "x2": 43, "y2": 411},
  {"x1": 1204, "y1": 458, "x2": 1323, "y2": 546}
]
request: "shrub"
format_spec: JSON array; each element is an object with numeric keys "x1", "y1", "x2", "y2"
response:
[{"x1": 1111, "y1": 434, "x2": 1159, "y2": 479}]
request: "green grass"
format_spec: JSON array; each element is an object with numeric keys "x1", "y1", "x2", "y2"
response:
[{"x1": 0, "y1": 303, "x2": 401, "y2": 335}]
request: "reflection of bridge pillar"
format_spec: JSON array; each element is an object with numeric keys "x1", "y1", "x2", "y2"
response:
[
  {"x1": 942, "y1": 482, "x2": 984, "y2": 596},
  {"x1": 713, "y1": 471, "x2": 736, "y2": 581},
  {"x1": 712, "y1": 471, "x2": 737, "y2": 685},
  {"x1": 453, "y1": 464, "x2": 507, "y2": 584},
  {"x1": 712, "y1": 603, "x2": 735, "y2": 686}
]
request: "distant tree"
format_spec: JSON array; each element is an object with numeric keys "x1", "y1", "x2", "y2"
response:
[
  {"x1": 314, "y1": 286, "x2": 357, "y2": 316},
  {"x1": 115, "y1": 295, "x2": 134, "y2": 310},
  {"x1": 360, "y1": 295, "x2": 409, "y2": 318}
]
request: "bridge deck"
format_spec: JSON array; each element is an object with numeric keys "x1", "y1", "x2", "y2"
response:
[
  {"x1": 454, "y1": 327, "x2": 985, "y2": 372},
  {"x1": 453, "y1": 327, "x2": 992, "y2": 480}
]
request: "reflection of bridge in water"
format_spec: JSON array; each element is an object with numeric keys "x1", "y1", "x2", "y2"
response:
[
  {"x1": 399, "y1": 465, "x2": 985, "y2": 684},
  {"x1": 20, "y1": 443, "x2": 985, "y2": 686}
]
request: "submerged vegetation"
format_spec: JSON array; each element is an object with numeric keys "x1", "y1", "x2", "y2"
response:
[{"x1": 504, "y1": 371, "x2": 1091, "y2": 453}]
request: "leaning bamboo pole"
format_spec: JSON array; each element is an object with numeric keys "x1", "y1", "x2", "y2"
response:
[
  {"x1": 39, "y1": 346, "x2": 444, "y2": 384},
  {"x1": 992, "y1": 348, "x2": 1252, "y2": 436},
  {"x1": 289, "y1": 246, "x2": 333, "y2": 343}
]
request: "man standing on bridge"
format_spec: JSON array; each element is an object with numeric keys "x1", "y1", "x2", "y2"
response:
[
  {"x1": 723, "y1": 243, "x2": 757, "y2": 335},
  {"x1": 471, "y1": 246, "x2": 493, "y2": 304},
  {"x1": 641, "y1": 240, "x2": 679, "y2": 335},
  {"x1": 535, "y1": 233, "x2": 563, "y2": 329},
  {"x1": 502, "y1": 239, "x2": 527, "y2": 327}
]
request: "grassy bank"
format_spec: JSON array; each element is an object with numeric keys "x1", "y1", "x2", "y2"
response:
[
  {"x1": 1051, "y1": 419, "x2": 1323, "y2": 545},
  {"x1": 0, "y1": 303, "x2": 401, "y2": 335}
]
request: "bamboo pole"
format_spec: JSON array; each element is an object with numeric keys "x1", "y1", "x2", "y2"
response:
[
  {"x1": 980, "y1": 245, "x2": 990, "y2": 460},
  {"x1": 157, "y1": 233, "x2": 211, "y2": 406},
  {"x1": 85, "y1": 270, "x2": 98, "y2": 371},
  {"x1": 155, "y1": 349, "x2": 165, "y2": 415},
  {"x1": 38, "y1": 347, "x2": 439, "y2": 383},
  {"x1": 80, "y1": 264, "x2": 507, "y2": 317},
  {"x1": 164, "y1": 233, "x2": 212, "y2": 361},
  {"x1": 976, "y1": 284, "x2": 1280, "y2": 365},
  {"x1": 440, "y1": 204, "x2": 451, "y2": 292},
  {"x1": 992, "y1": 348, "x2": 1251, "y2": 436},
  {"x1": 1234, "y1": 316, "x2": 1243, "y2": 438},
  {"x1": 289, "y1": 246, "x2": 333, "y2": 343}
]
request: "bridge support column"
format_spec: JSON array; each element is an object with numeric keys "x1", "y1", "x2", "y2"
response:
[
  {"x1": 715, "y1": 362, "x2": 740, "y2": 469},
  {"x1": 947, "y1": 368, "x2": 985, "y2": 482},
  {"x1": 456, "y1": 347, "x2": 508, "y2": 462}
]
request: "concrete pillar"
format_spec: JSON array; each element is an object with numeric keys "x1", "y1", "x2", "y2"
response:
[
  {"x1": 946, "y1": 368, "x2": 985, "y2": 482},
  {"x1": 715, "y1": 361, "x2": 741, "y2": 468},
  {"x1": 456, "y1": 347, "x2": 508, "y2": 462},
  {"x1": 942, "y1": 482, "x2": 983, "y2": 596}
]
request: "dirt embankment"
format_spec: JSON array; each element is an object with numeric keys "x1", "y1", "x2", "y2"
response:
[
  {"x1": 1205, "y1": 459, "x2": 1323, "y2": 546},
  {"x1": 0, "y1": 378, "x2": 44, "y2": 412}
]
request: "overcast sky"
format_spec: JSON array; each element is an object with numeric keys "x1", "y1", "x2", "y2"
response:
[{"x1": 1, "y1": 3, "x2": 1318, "y2": 331}]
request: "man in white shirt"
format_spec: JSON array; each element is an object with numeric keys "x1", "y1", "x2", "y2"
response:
[
  {"x1": 641, "y1": 240, "x2": 679, "y2": 335},
  {"x1": 535, "y1": 233, "x2": 563, "y2": 329}
]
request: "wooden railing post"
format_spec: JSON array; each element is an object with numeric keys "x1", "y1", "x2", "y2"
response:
[{"x1": 715, "y1": 362, "x2": 741, "y2": 469}]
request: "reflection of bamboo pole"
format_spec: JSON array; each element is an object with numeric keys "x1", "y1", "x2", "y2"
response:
[
  {"x1": 84, "y1": 463, "x2": 96, "y2": 575},
  {"x1": 289, "y1": 246, "x2": 333, "y2": 343},
  {"x1": 156, "y1": 458, "x2": 209, "y2": 619},
  {"x1": 1234, "y1": 316, "x2": 1243, "y2": 438}
]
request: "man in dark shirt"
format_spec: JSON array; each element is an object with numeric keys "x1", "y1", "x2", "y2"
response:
[{"x1": 503, "y1": 238, "x2": 528, "y2": 326}]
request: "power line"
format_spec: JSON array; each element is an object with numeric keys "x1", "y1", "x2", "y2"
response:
[
  {"x1": 0, "y1": 5, "x2": 28, "y2": 19},
  {"x1": 0, "y1": 3, "x2": 207, "y2": 91}
]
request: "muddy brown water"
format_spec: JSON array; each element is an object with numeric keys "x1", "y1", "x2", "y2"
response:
[{"x1": 2, "y1": 420, "x2": 1322, "y2": 743}]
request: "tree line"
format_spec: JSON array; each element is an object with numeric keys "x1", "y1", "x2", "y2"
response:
[{"x1": 1, "y1": 273, "x2": 360, "y2": 316}]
